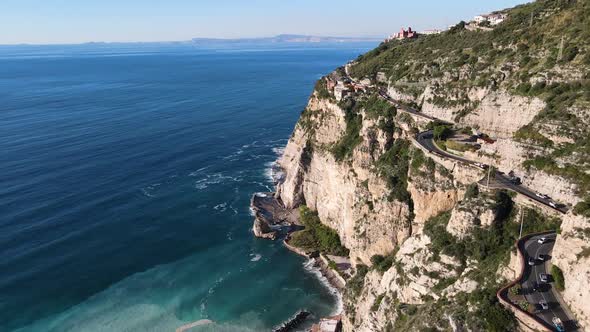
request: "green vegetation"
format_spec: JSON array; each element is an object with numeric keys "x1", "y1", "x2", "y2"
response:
[
  {"x1": 331, "y1": 99, "x2": 363, "y2": 161},
  {"x1": 573, "y1": 197, "x2": 590, "y2": 218},
  {"x1": 427, "y1": 121, "x2": 453, "y2": 140},
  {"x1": 289, "y1": 206, "x2": 349, "y2": 256},
  {"x1": 370, "y1": 253, "x2": 396, "y2": 274},
  {"x1": 464, "y1": 183, "x2": 479, "y2": 200},
  {"x1": 375, "y1": 139, "x2": 411, "y2": 203},
  {"x1": 371, "y1": 293, "x2": 385, "y2": 312},
  {"x1": 424, "y1": 192, "x2": 561, "y2": 282},
  {"x1": 551, "y1": 265, "x2": 565, "y2": 291},
  {"x1": 577, "y1": 247, "x2": 590, "y2": 260},
  {"x1": 346, "y1": 264, "x2": 369, "y2": 299},
  {"x1": 349, "y1": 0, "x2": 590, "y2": 188},
  {"x1": 523, "y1": 156, "x2": 590, "y2": 195},
  {"x1": 391, "y1": 285, "x2": 516, "y2": 331},
  {"x1": 410, "y1": 149, "x2": 436, "y2": 179},
  {"x1": 362, "y1": 94, "x2": 397, "y2": 120},
  {"x1": 314, "y1": 78, "x2": 331, "y2": 100},
  {"x1": 444, "y1": 140, "x2": 477, "y2": 152},
  {"x1": 513, "y1": 124, "x2": 553, "y2": 147},
  {"x1": 509, "y1": 284, "x2": 522, "y2": 296}
]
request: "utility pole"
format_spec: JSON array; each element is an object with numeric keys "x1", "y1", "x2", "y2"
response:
[
  {"x1": 519, "y1": 208, "x2": 526, "y2": 239},
  {"x1": 558, "y1": 35, "x2": 565, "y2": 62}
]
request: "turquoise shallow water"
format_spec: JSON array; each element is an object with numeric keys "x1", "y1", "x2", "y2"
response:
[{"x1": 0, "y1": 42, "x2": 376, "y2": 331}]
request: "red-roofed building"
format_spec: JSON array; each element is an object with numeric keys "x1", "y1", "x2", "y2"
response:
[{"x1": 386, "y1": 27, "x2": 418, "y2": 42}]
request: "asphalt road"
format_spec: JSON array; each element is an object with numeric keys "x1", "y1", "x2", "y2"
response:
[
  {"x1": 344, "y1": 73, "x2": 567, "y2": 213},
  {"x1": 521, "y1": 233, "x2": 577, "y2": 331},
  {"x1": 415, "y1": 130, "x2": 567, "y2": 214}
]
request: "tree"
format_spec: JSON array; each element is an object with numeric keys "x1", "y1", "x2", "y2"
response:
[{"x1": 433, "y1": 124, "x2": 452, "y2": 140}]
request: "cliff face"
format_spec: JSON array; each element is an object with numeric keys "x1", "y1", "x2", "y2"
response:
[
  {"x1": 552, "y1": 213, "x2": 590, "y2": 328},
  {"x1": 277, "y1": 96, "x2": 411, "y2": 264},
  {"x1": 275, "y1": 1, "x2": 590, "y2": 330}
]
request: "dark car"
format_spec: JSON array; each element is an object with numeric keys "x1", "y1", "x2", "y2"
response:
[
  {"x1": 537, "y1": 254, "x2": 548, "y2": 261},
  {"x1": 528, "y1": 257, "x2": 536, "y2": 266}
]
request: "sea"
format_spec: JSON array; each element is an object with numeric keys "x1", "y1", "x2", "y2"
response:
[{"x1": 0, "y1": 41, "x2": 376, "y2": 332}]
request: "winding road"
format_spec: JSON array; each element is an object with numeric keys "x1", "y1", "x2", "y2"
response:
[
  {"x1": 416, "y1": 130, "x2": 568, "y2": 214},
  {"x1": 521, "y1": 233, "x2": 577, "y2": 331},
  {"x1": 344, "y1": 66, "x2": 575, "y2": 330}
]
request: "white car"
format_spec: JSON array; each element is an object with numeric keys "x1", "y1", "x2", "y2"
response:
[
  {"x1": 549, "y1": 201, "x2": 558, "y2": 208},
  {"x1": 539, "y1": 300, "x2": 549, "y2": 310},
  {"x1": 528, "y1": 257, "x2": 536, "y2": 266},
  {"x1": 538, "y1": 237, "x2": 549, "y2": 244},
  {"x1": 536, "y1": 192, "x2": 550, "y2": 200},
  {"x1": 539, "y1": 273, "x2": 550, "y2": 283}
]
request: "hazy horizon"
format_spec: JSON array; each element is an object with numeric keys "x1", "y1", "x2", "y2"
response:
[{"x1": 1, "y1": 0, "x2": 529, "y2": 45}]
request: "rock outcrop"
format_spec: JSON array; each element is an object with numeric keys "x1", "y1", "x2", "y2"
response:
[{"x1": 552, "y1": 213, "x2": 590, "y2": 329}]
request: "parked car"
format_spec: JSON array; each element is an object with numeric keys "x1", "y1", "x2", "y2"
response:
[
  {"x1": 537, "y1": 254, "x2": 548, "y2": 261},
  {"x1": 539, "y1": 300, "x2": 549, "y2": 310},
  {"x1": 549, "y1": 201, "x2": 558, "y2": 208},
  {"x1": 528, "y1": 257, "x2": 536, "y2": 266},
  {"x1": 552, "y1": 317, "x2": 565, "y2": 332},
  {"x1": 539, "y1": 273, "x2": 550, "y2": 283},
  {"x1": 536, "y1": 192, "x2": 550, "y2": 200},
  {"x1": 538, "y1": 237, "x2": 549, "y2": 244}
]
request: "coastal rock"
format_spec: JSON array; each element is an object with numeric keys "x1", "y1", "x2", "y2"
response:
[{"x1": 552, "y1": 213, "x2": 590, "y2": 330}]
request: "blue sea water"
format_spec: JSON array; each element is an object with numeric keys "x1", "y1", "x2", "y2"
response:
[{"x1": 0, "y1": 42, "x2": 376, "y2": 332}]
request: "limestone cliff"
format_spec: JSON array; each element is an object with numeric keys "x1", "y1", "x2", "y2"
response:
[{"x1": 274, "y1": 1, "x2": 590, "y2": 330}]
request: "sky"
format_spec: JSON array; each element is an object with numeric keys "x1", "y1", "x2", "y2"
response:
[{"x1": 0, "y1": 0, "x2": 529, "y2": 45}]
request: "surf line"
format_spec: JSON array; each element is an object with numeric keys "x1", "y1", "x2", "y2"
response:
[{"x1": 176, "y1": 319, "x2": 214, "y2": 332}]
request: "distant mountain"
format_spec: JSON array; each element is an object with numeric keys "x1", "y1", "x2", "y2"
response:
[{"x1": 191, "y1": 34, "x2": 382, "y2": 44}]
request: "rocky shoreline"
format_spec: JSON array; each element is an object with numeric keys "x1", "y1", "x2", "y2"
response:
[{"x1": 250, "y1": 191, "x2": 346, "y2": 330}]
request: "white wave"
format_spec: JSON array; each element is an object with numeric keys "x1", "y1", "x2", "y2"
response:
[
  {"x1": 272, "y1": 146, "x2": 286, "y2": 155},
  {"x1": 189, "y1": 166, "x2": 211, "y2": 177},
  {"x1": 303, "y1": 259, "x2": 343, "y2": 316},
  {"x1": 249, "y1": 207, "x2": 256, "y2": 217},
  {"x1": 194, "y1": 173, "x2": 243, "y2": 190},
  {"x1": 140, "y1": 188, "x2": 155, "y2": 198},
  {"x1": 213, "y1": 203, "x2": 228, "y2": 212},
  {"x1": 250, "y1": 254, "x2": 262, "y2": 262}
]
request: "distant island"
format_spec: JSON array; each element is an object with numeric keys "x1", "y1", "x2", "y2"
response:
[{"x1": 191, "y1": 34, "x2": 382, "y2": 45}]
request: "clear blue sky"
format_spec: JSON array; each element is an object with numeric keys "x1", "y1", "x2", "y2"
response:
[{"x1": 0, "y1": 0, "x2": 529, "y2": 44}]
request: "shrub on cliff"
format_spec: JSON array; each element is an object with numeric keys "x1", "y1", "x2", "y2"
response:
[
  {"x1": 331, "y1": 99, "x2": 362, "y2": 161},
  {"x1": 573, "y1": 197, "x2": 590, "y2": 218},
  {"x1": 375, "y1": 139, "x2": 411, "y2": 203},
  {"x1": 290, "y1": 206, "x2": 349, "y2": 256},
  {"x1": 314, "y1": 78, "x2": 331, "y2": 100},
  {"x1": 551, "y1": 265, "x2": 565, "y2": 291},
  {"x1": 370, "y1": 254, "x2": 395, "y2": 273}
]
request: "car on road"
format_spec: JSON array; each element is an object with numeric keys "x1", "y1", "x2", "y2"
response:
[
  {"x1": 474, "y1": 162, "x2": 488, "y2": 169},
  {"x1": 538, "y1": 237, "x2": 549, "y2": 244},
  {"x1": 537, "y1": 254, "x2": 548, "y2": 261},
  {"x1": 508, "y1": 176, "x2": 521, "y2": 185},
  {"x1": 535, "y1": 192, "x2": 550, "y2": 200},
  {"x1": 539, "y1": 273, "x2": 550, "y2": 283},
  {"x1": 549, "y1": 201, "x2": 558, "y2": 208},
  {"x1": 552, "y1": 317, "x2": 565, "y2": 332},
  {"x1": 539, "y1": 300, "x2": 549, "y2": 310},
  {"x1": 528, "y1": 257, "x2": 536, "y2": 266}
]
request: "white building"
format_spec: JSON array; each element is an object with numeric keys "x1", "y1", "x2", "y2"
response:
[
  {"x1": 421, "y1": 29, "x2": 442, "y2": 35},
  {"x1": 334, "y1": 82, "x2": 350, "y2": 101},
  {"x1": 473, "y1": 13, "x2": 506, "y2": 25}
]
